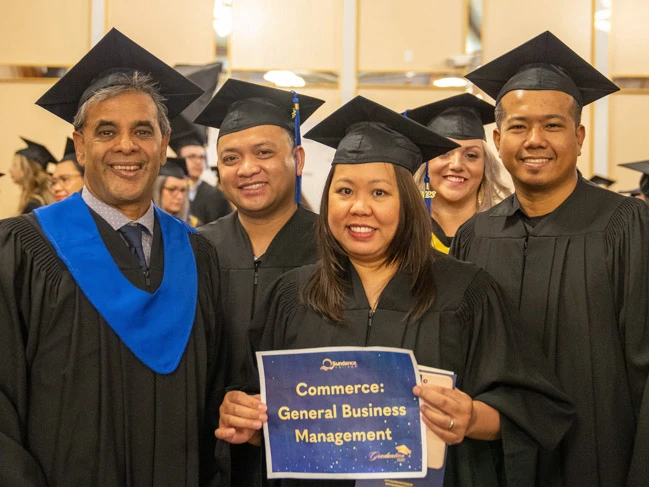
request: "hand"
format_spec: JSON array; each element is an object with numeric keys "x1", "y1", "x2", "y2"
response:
[
  {"x1": 215, "y1": 391, "x2": 268, "y2": 446},
  {"x1": 413, "y1": 384, "x2": 474, "y2": 445}
]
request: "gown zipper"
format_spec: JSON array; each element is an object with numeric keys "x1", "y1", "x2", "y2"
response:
[
  {"x1": 365, "y1": 309, "x2": 375, "y2": 346},
  {"x1": 251, "y1": 260, "x2": 261, "y2": 321}
]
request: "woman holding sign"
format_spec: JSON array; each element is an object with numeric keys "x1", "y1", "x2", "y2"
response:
[{"x1": 217, "y1": 97, "x2": 574, "y2": 486}]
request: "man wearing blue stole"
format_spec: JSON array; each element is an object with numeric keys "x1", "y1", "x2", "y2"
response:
[{"x1": 0, "y1": 29, "x2": 228, "y2": 486}]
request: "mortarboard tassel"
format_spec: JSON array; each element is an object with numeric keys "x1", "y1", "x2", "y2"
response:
[
  {"x1": 292, "y1": 91, "x2": 302, "y2": 205},
  {"x1": 403, "y1": 109, "x2": 435, "y2": 213}
]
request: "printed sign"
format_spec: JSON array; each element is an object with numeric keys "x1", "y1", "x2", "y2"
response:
[{"x1": 257, "y1": 347, "x2": 427, "y2": 480}]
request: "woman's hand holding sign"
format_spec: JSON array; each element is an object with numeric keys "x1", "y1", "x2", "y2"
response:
[
  {"x1": 216, "y1": 391, "x2": 268, "y2": 446},
  {"x1": 413, "y1": 384, "x2": 501, "y2": 445}
]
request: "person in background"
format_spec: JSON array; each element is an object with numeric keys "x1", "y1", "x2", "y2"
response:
[
  {"x1": 170, "y1": 114, "x2": 232, "y2": 223},
  {"x1": 406, "y1": 94, "x2": 510, "y2": 253},
  {"x1": 452, "y1": 31, "x2": 649, "y2": 486},
  {"x1": 195, "y1": 79, "x2": 324, "y2": 486},
  {"x1": 0, "y1": 29, "x2": 228, "y2": 485},
  {"x1": 218, "y1": 96, "x2": 574, "y2": 487},
  {"x1": 50, "y1": 137, "x2": 84, "y2": 201},
  {"x1": 618, "y1": 160, "x2": 649, "y2": 202},
  {"x1": 152, "y1": 156, "x2": 202, "y2": 227},
  {"x1": 9, "y1": 137, "x2": 56, "y2": 213}
]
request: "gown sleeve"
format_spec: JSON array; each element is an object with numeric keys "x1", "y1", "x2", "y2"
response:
[
  {"x1": 0, "y1": 218, "x2": 49, "y2": 486},
  {"x1": 194, "y1": 235, "x2": 231, "y2": 486},
  {"x1": 456, "y1": 269, "x2": 575, "y2": 486},
  {"x1": 449, "y1": 215, "x2": 476, "y2": 261},
  {"x1": 605, "y1": 198, "x2": 649, "y2": 485}
]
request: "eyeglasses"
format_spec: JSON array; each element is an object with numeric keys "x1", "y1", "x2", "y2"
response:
[
  {"x1": 163, "y1": 186, "x2": 187, "y2": 195},
  {"x1": 48, "y1": 173, "x2": 82, "y2": 188}
]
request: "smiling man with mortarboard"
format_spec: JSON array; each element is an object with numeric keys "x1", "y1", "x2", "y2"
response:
[
  {"x1": 0, "y1": 29, "x2": 229, "y2": 486},
  {"x1": 194, "y1": 79, "x2": 324, "y2": 486},
  {"x1": 452, "y1": 31, "x2": 649, "y2": 486}
]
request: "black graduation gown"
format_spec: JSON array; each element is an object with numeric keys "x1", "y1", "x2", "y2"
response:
[
  {"x1": 22, "y1": 197, "x2": 44, "y2": 214},
  {"x1": 191, "y1": 181, "x2": 233, "y2": 225},
  {"x1": 451, "y1": 176, "x2": 649, "y2": 486},
  {"x1": 251, "y1": 254, "x2": 575, "y2": 487},
  {"x1": 0, "y1": 209, "x2": 228, "y2": 486},
  {"x1": 199, "y1": 206, "x2": 318, "y2": 486}
]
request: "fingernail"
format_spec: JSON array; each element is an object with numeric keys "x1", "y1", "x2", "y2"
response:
[{"x1": 252, "y1": 421, "x2": 262, "y2": 429}]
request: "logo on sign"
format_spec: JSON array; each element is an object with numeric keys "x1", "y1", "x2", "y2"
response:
[
  {"x1": 369, "y1": 445, "x2": 411, "y2": 462},
  {"x1": 320, "y1": 358, "x2": 358, "y2": 371}
]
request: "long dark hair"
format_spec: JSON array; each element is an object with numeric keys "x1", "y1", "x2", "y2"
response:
[{"x1": 302, "y1": 163, "x2": 436, "y2": 324}]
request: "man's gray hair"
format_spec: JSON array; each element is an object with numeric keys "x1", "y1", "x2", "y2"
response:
[{"x1": 73, "y1": 71, "x2": 171, "y2": 135}]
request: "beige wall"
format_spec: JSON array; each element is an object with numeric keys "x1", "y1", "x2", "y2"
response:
[
  {"x1": 230, "y1": 0, "x2": 343, "y2": 71},
  {"x1": 358, "y1": 0, "x2": 466, "y2": 72},
  {"x1": 106, "y1": 0, "x2": 215, "y2": 65},
  {"x1": 608, "y1": 94, "x2": 649, "y2": 191},
  {"x1": 610, "y1": 0, "x2": 649, "y2": 76},
  {"x1": 0, "y1": 0, "x2": 91, "y2": 66},
  {"x1": 482, "y1": 0, "x2": 593, "y2": 61},
  {"x1": 357, "y1": 88, "x2": 465, "y2": 113}
]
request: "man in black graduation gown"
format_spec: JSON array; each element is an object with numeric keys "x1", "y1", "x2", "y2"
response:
[
  {"x1": 0, "y1": 29, "x2": 228, "y2": 486},
  {"x1": 170, "y1": 114, "x2": 233, "y2": 224},
  {"x1": 195, "y1": 79, "x2": 325, "y2": 485},
  {"x1": 451, "y1": 31, "x2": 649, "y2": 486}
]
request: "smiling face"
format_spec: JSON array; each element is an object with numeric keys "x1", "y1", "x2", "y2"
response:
[
  {"x1": 73, "y1": 90, "x2": 169, "y2": 216},
  {"x1": 327, "y1": 163, "x2": 400, "y2": 265},
  {"x1": 426, "y1": 138, "x2": 485, "y2": 207},
  {"x1": 494, "y1": 89, "x2": 584, "y2": 194},
  {"x1": 217, "y1": 124, "x2": 303, "y2": 219}
]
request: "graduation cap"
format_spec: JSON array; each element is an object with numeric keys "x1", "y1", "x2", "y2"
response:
[
  {"x1": 619, "y1": 160, "x2": 649, "y2": 198},
  {"x1": 304, "y1": 96, "x2": 459, "y2": 174},
  {"x1": 466, "y1": 31, "x2": 619, "y2": 106},
  {"x1": 36, "y1": 28, "x2": 204, "y2": 124},
  {"x1": 60, "y1": 137, "x2": 77, "y2": 163},
  {"x1": 15, "y1": 137, "x2": 57, "y2": 170},
  {"x1": 404, "y1": 93, "x2": 495, "y2": 140},
  {"x1": 169, "y1": 114, "x2": 207, "y2": 154},
  {"x1": 589, "y1": 174, "x2": 615, "y2": 188},
  {"x1": 169, "y1": 63, "x2": 223, "y2": 153},
  {"x1": 195, "y1": 79, "x2": 325, "y2": 204},
  {"x1": 619, "y1": 188, "x2": 642, "y2": 197},
  {"x1": 619, "y1": 160, "x2": 649, "y2": 176},
  {"x1": 159, "y1": 157, "x2": 189, "y2": 179},
  {"x1": 194, "y1": 79, "x2": 324, "y2": 138}
]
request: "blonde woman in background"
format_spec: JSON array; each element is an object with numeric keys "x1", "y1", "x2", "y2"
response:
[
  {"x1": 9, "y1": 138, "x2": 56, "y2": 214},
  {"x1": 407, "y1": 94, "x2": 511, "y2": 253}
]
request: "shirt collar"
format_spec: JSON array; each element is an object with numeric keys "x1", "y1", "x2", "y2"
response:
[{"x1": 81, "y1": 186, "x2": 155, "y2": 234}]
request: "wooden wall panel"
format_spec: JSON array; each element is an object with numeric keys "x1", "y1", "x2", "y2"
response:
[
  {"x1": 610, "y1": 0, "x2": 649, "y2": 76},
  {"x1": 0, "y1": 0, "x2": 91, "y2": 66},
  {"x1": 482, "y1": 0, "x2": 593, "y2": 62},
  {"x1": 0, "y1": 81, "x2": 75, "y2": 218},
  {"x1": 358, "y1": 0, "x2": 466, "y2": 72},
  {"x1": 230, "y1": 0, "x2": 343, "y2": 71},
  {"x1": 106, "y1": 0, "x2": 215, "y2": 65},
  {"x1": 608, "y1": 94, "x2": 649, "y2": 191},
  {"x1": 357, "y1": 88, "x2": 465, "y2": 113}
]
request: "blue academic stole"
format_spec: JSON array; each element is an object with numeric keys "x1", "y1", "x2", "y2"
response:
[{"x1": 34, "y1": 193, "x2": 198, "y2": 374}]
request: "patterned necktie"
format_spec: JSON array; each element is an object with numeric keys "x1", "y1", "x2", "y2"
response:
[{"x1": 119, "y1": 223, "x2": 147, "y2": 270}]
